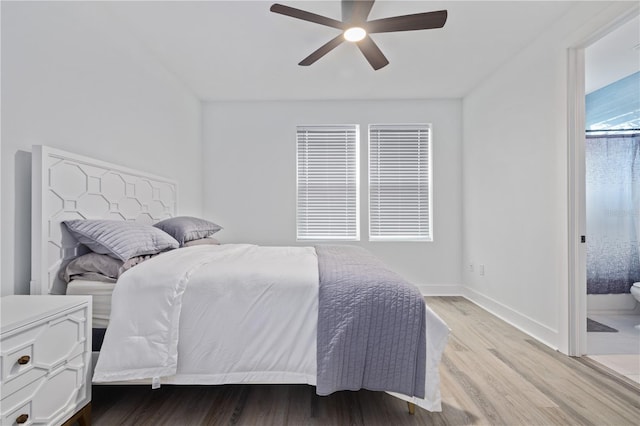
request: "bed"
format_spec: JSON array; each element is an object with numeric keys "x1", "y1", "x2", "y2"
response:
[{"x1": 30, "y1": 145, "x2": 449, "y2": 413}]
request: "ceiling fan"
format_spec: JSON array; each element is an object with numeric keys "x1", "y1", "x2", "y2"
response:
[{"x1": 270, "y1": 0, "x2": 448, "y2": 70}]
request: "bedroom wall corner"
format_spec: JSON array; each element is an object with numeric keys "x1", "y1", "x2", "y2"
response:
[
  {"x1": 460, "y1": 1, "x2": 638, "y2": 353},
  {"x1": 1, "y1": 1, "x2": 203, "y2": 295}
]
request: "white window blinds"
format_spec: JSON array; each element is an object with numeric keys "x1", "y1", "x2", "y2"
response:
[
  {"x1": 369, "y1": 124, "x2": 432, "y2": 241},
  {"x1": 297, "y1": 125, "x2": 360, "y2": 240}
]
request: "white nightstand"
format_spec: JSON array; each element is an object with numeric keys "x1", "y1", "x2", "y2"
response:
[{"x1": 1, "y1": 295, "x2": 92, "y2": 426}]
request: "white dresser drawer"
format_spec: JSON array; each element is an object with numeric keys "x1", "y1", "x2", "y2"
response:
[
  {"x1": 1, "y1": 296, "x2": 92, "y2": 426},
  {"x1": 1, "y1": 401, "x2": 31, "y2": 426},
  {"x1": 1, "y1": 304, "x2": 88, "y2": 396},
  {"x1": 1, "y1": 353, "x2": 85, "y2": 425}
]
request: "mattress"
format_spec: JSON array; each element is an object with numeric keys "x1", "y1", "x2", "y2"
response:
[{"x1": 66, "y1": 279, "x2": 115, "y2": 328}]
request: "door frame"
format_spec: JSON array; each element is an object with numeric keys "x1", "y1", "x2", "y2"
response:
[
  {"x1": 567, "y1": 8, "x2": 640, "y2": 356},
  {"x1": 567, "y1": 46, "x2": 586, "y2": 356}
]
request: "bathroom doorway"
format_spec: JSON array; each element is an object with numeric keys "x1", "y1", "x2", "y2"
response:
[{"x1": 583, "y1": 16, "x2": 640, "y2": 384}]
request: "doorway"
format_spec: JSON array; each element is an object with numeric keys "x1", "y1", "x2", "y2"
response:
[{"x1": 568, "y1": 13, "x2": 640, "y2": 384}]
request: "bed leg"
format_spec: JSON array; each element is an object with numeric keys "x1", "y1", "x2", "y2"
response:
[{"x1": 407, "y1": 402, "x2": 416, "y2": 415}]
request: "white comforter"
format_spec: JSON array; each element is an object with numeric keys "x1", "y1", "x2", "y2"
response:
[{"x1": 93, "y1": 244, "x2": 448, "y2": 411}]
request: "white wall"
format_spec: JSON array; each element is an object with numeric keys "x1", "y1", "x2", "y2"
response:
[
  {"x1": 1, "y1": 2, "x2": 203, "y2": 295},
  {"x1": 462, "y1": 1, "x2": 638, "y2": 352},
  {"x1": 203, "y1": 100, "x2": 462, "y2": 291}
]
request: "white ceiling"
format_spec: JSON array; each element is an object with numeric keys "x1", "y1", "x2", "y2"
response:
[
  {"x1": 105, "y1": 1, "x2": 577, "y2": 101},
  {"x1": 585, "y1": 15, "x2": 640, "y2": 94}
]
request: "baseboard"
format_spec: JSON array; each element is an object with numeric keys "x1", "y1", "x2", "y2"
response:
[
  {"x1": 462, "y1": 287, "x2": 560, "y2": 350},
  {"x1": 416, "y1": 284, "x2": 463, "y2": 296}
]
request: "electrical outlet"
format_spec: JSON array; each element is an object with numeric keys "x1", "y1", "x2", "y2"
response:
[
  {"x1": 469, "y1": 263, "x2": 474, "y2": 272},
  {"x1": 479, "y1": 264, "x2": 485, "y2": 276}
]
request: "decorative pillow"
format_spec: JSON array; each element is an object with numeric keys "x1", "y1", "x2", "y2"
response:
[
  {"x1": 63, "y1": 219, "x2": 179, "y2": 261},
  {"x1": 62, "y1": 252, "x2": 123, "y2": 283},
  {"x1": 183, "y1": 237, "x2": 220, "y2": 247},
  {"x1": 153, "y1": 216, "x2": 222, "y2": 247},
  {"x1": 119, "y1": 253, "x2": 159, "y2": 275}
]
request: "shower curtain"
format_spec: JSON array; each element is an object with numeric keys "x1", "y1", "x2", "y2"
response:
[{"x1": 586, "y1": 133, "x2": 640, "y2": 294}]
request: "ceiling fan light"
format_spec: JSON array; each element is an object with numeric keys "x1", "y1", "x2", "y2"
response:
[{"x1": 344, "y1": 27, "x2": 366, "y2": 42}]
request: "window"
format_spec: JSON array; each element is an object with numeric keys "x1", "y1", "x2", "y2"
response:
[
  {"x1": 369, "y1": 124, "x2": 432, "y2": 241},
  {"x1": 296, "y1": 125, "x2": 359, "y2": 240}
]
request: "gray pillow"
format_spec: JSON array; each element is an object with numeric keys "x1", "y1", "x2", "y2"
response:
[
  {"x1": 62, "y1": 252, "x2": 161, "y2": 283},
  {"x1": 153, "y1": 216, "x2": 222, "y2": 247},
  {"x1": 63, "y1": 219, "x2": 179, "y2": 261},
  {"x1": 120, "y1": 253, "x2": 159, "y2": 275},
  {"x1": 183, "y1": 237, "x2": 220, "y2": 247},
  {"x1": 62, "y1": 252, "x2": 123, "y2": 283}
]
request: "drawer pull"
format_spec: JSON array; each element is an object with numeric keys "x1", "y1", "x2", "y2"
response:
[
  {"x1": 17, "y1": 355, "x2": 31, "y2": 365},
  {"x1": 16, "y1": 414, "x2": 29, "y2": 424}
]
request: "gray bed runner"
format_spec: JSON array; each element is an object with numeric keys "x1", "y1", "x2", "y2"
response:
[{"x1": 315, "y1": 245, "x2": 426, "y2": 398}]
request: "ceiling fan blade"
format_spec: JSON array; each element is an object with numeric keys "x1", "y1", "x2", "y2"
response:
[
  {"x1": 342, "y1": 0, "x2": 375, "y2": 23},
  {"x1": 367, "y1": 10, "x2": 447, "y2": 33},
  {"x1": 270, "y1": 4, "x2": 345, "y2": 30},
  {"x1": 356, "y1": 35, "x2": 389, "y2": 70},
  {"x1": 299, "y1": 34, "x2": 345, "y2": 66}
]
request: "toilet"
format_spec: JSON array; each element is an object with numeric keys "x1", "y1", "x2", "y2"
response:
[{"x1": 632, "y1": 283, "x2": 640, "y2": 329}]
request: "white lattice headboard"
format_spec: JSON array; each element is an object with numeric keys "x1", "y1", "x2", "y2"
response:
[{"x1": 31, "y1": 145, "x2": 177, "y2": 295}]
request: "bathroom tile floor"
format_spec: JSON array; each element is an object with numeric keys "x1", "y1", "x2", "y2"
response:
[{"x1": 587, "y1": 313, "x2": 640, "y2": 384}]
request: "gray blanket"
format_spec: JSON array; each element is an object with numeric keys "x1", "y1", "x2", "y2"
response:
[{"x1": 315, "y1": 245, "x2": 426, "y2": 398}]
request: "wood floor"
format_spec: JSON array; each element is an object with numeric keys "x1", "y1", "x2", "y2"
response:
[{"x1": 90, "y1": 297, "x2": 640, "y2": 425}]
